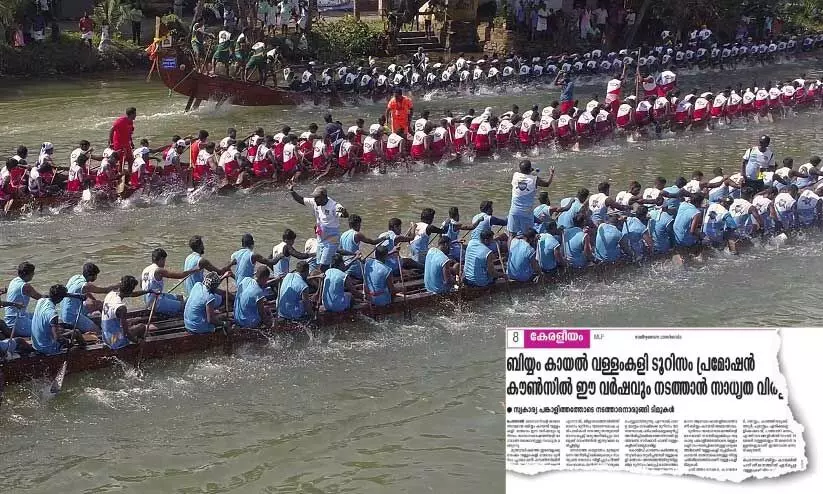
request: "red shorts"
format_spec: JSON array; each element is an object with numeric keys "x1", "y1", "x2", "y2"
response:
[{"x1": 253, "y1": 161, "x2": 274, "y2": 178}]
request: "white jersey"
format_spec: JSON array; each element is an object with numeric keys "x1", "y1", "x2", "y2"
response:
[
  {"x1": 411, "y1": 131, "x2": 426, "y2": 146},
  {"x1": 196, "y1": 150, "x2": 212, "y2": 167},
  {"x1": 69, "y1": 147, "x2": 85, "y2": 167},
  {"x1": 363, "y1": 135, "x2": 377, "y2": 154},
  {"x1": 774, "y1": 192, "x2": 796, "y2": 214},
  {"x1": 585, "y1": 99, "x2": 600, "y2": 113},
  {"x1": 141, "y1": 263, "x2": 164, "y2": 294},
  {"x1": 497, "y1": 119, "x2": 514, "y2": 135},
  {"x1": 386, "y1": 133, "x2": 404, "y2": 149},
  {"x1": 218, "y1": 146, "x2": 239, "y2": 168},
  {"x1": 752, "y1": 195, "x2": 772, "y2": 216},
  {"x1": 313, "y1": 139, "x2": 325, "y2": 159},
  {"x1": 283, "y1": 142, "x2": 296, "y2": 163},
  {"x1": 414, "y1": 118, "x2": 428, "y2": 133},
  {"x1": 642, "y1": 187, "x2": 660, "y2": 202},
  {"x1": 615, "y1": 190, "x2": 634, "y2": 206}
]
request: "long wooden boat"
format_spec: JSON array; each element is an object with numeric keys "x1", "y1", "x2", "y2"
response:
[{"x1": 0, "y1": 242, "x2": 718, "y2": 387}]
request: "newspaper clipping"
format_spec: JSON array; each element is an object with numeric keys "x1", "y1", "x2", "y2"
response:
[{"x1": 506, "y1": 328, "x2": 806, "y2": 482}]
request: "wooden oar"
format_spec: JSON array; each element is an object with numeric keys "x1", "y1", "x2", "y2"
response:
[
  {"x1": 359, "y1": 259, "x2": 374, "y2": 317},
  {"x1": 49, "y1": 303, "x2": 83, "y2": 395},
  {"x1": 135, "y1": 295, "x2": 160, "y2": 373},
  {"x1": 313, "y1": 276, "x2": 324, "y2": 325},
  {"x1": 397, "y1": 260, "x2": 411, "y2": 321},
  {"x1": 496, "y1": 240, "x2": 514, "y2": 304}
]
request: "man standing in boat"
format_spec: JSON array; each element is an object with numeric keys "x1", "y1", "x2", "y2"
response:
[
  {"x1": 109, "y1": 107, "x2": 136, "y2": 176},
  {"x1": 386, "y1": 88, "x2": 413, "y2": 134},
  {"x1": 508, "y1": 160, "x2": 555, "y2": 243},
  {"x1": 741, "y1": 135, "x2": 775, "y2": 193},
  {"x1": 288, "y1": 185, "x2": 348, "y2": 272}
]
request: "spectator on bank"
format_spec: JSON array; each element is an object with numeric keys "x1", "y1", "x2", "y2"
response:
[
  {"x1": 129, "y1": 3, "x2": 143, "y2": 44},
  {"x1": 594, "y1": 4, "x2": 607, "y2": 37},
  {"x1": 79, "y1": 12, "x2": 94, "y2": 49},
  {"x1": 536, "y1": 2, "x2": 548, "y2": 41}
]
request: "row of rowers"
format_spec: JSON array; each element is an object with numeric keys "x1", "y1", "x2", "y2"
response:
[{"x1": 3, "y1": 144, "x2": 823, "y2": 356}]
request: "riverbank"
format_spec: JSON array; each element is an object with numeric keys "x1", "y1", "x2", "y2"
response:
[{"x1": 0, "y1": 33, "x2": 148, "y2": 77}]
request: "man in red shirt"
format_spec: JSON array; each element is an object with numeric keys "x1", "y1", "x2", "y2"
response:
[
  {"x1": 79, "y1": 12, "x2": 94, "y2": 49},
  {"x1": 109, "y1": 107, "x2": 136, "y2": 174}
]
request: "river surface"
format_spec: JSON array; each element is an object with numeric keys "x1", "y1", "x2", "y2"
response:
[{"x1": 2, "y1": 61, "x2": 823, "y2": 493}]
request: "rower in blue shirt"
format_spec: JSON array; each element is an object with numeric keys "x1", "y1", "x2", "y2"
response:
[
  {"x1": 31, "y1": 284, "x2": 73, "y2": 355},
  {"x1": 277, "y1": 261, "x2": 314, "y2": 320},
  {"x1": 594, "y1": 216, "x2": 629, "y2": 263},
  {"x1": 100, "y1": 276, "x2": 152, "y2": 350},
  {"x1": 235, "y1": 266, "x2": 273, "y2": 328},
  {"x1": 463, "y1": 229, "x2": 500, "y2": 287},
  {"x1": 322, "y1": 254, "x2": 361, "y2": 312},
  {"x1": 536, "y1": 222, "x2": 564, "y2": 273},
  {"x1": 61, "y1": 262, "x2": 118, "y2": 334},
  {"x1": 229, "y1": 233, "x2": 281, "y2": 286},
  {"x1": 556, "y1": 188, "x2": 590, "y2": 229},
  {"x1": 621, "y1": 207, "x2": 652, "y2": 259},
  {"x1": 424, "y1": 236, "x2": 459, "y2": 294},
  {"x1": 3, "y1": 262, "x2": 42, "y2": 337},
  {"x1": 365, "y1": 245, "x2": 401, "y2": 307},
  {"x1": 440, "y1": 206, "x2": 472, "y2": 260},
  {"x1": 271, "y1": 229, "x2": 316, "y2": 278},
  {"x1": 563, "y1": 212, "x2": 593, "y2": 268},
  {"x1": 377, "y1": 218, "x2": 420, "y2": 274},
  {"x1": 339, "y1": 214, "x2": 379, "y2": 279},
  {"x1": 673, "y1": 192, "x2": 705, "y2": 247},
  {"x1": 409, "y1": 208, "x2": 446, "y2": 265},
  {"x1": 648, "y1": 208, "x2": 675, "y2": 254},
  {"x1": 468, "y1": 200, "x2": 507, "y2": 240},
  {"x1": 507, "y1": 228, "x2": 541, "y2": 281},
  {"x1": 184, "y1": 272, "x2": 226, "y2": 334},
  {"x1": 183, "y1": 235, "x2": 231, "y2": 296},
  {"x1": 533, "y1": 191, "x2": 572, "y2": 233}
]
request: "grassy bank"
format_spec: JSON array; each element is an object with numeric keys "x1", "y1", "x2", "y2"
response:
[{"x1": 0, "y1": 32, "x2": 148, "y2": 76}]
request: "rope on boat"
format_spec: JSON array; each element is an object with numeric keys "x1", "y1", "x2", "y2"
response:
[{"x1": 169, "y1": 67, "x2": 198, "y2": 97}]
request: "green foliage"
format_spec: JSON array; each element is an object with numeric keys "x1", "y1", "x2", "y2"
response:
[
  {"x1": 93, "y1": 0, "x2": 130, "y2": 35},
  {"x1": 0, "y1": 0, "x2": 27, "y2": 43},
  {"x1": 0, "y1": 33, "x2": 147, "y2": 75},
  {"x1": 309, "y1": 15, "x2": 382, "y2": 62}
]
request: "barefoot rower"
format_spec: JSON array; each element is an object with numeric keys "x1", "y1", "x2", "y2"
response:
[
  {"x1": 557, "y1": 188, "x2": 590, "y2": 229},
  {"x1": 588, "y1": 182, "x2": 630, "y2": 225},
  {"x1": 141, "y1": 248, "x2": 198, "y2": 316},
  {"x1": 409, "y1": 208, "x2": 446, "y2": 265},
  {"x1": 339, "y1": 214, "x2": 379, "y2": 279},
  {"x1": 184, "y1": 272, "x2": 227, "y2": 334},
  {"x1": 234, "y1": 265, "x2": 274, "y2": 329},
  {"x1": 464, "y1": 229, "x2": 501, "y2": 287},
  {"x1": 101, "y1": 276, "x2": 151, "y2": 350},
  {"x1": 230, "y1": 233, "x2": 281, "y2": 285},
  {"x1": 31, "y1": 285, "x2": 79, "y2": 355},
  {"x1": 594, "y1": 215, "x2": 630, "y2": 263},
  {"x1": 61, "y1": 263, "x2": 119, "y2": 333},
  {"x1": 288, "y1": 185, "x2": 348, "y2": 271},
  {"x1": 507, "y1": 228, "x2": 540, "y2": 281},
  {"x1": 563, "y1": 212, "x2": 593, "y2": 269},
  {"x1": 673, "y1": 193, "x2": 705, "y2": 247},
  {"x1": 536, "y1": 223, "x2": 564, "y2": 273},
  {"x1": 277, "y1": 261, "x2": 314, "y2": 320},
  {"x1": 272, "y1": 229, "x2": 316, "y2": 277},
  {"x1": 322, "y1": 254, "x2": 362, "y2": 312},
  {"x1": 424, "y1": 236, "x2": 459, "y2": 294},
  {"x1": 378, "y1": 218, "x2": 422, "y2": 273},
  {"x1": 622, "y1": 206, "x2": 653, "y2": 259},
  {"x1": 365, "y1": 245, "x2": 401, "y2": 307},
  {"x1": 3, "y1": 262, "x2": 42, "y2": 337},
  {"x1": 184, "y1": 235, "x2": 232, "y2": 297}
]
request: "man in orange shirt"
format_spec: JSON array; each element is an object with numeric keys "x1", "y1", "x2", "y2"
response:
[{"x1": 386, "y1": 88, "x2": 413, "y2": 133}]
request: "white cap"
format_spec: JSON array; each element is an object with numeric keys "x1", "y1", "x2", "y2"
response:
[{"x1": 176, "y1": 139, "x2": 187, "y2": 147}]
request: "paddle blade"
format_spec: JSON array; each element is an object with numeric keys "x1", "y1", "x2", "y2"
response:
[
  {"x1": 81, "y1": 188, "x2": 92, "y2": 202},
  {"x1": 50, "y1": 360, "x2": 68, "y2": 395}
]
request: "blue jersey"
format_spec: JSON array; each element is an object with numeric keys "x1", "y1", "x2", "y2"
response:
[
  {"x1": 673, "y1": 202, "x2": 701, "y2": 246},
  {"x1": 557, "y1": 198, "x2": 582, "y2": 229},
  {"x1": 31, "y1": 298, "x2": 60, "y2": 355},
  {"x1": 231, "y1": 248, "x2": 255, "y2": 284},
  {"x1": 365, "y1": 259, "x2": 392, "y2": 307},
  {"x1": 183, "y1": 252, "x2": 203, "y2": 295},
  {"x1": 622, "y1": 217, "x2": 648, "y2": 258},
  {"x1": 533, "y1": 204, "x2": 551, "y2": 233},
  {"x1": 594, "y1": 223, "x2": 623, "y2": 262},
  {"x1": 470, "y1": 212, "x2": 492, "y2": 240},
  {"x1": 322, "y1": 268, "x2": 350, "y2": 312},
  {"x1": 464, "y1": 239, "x2": 493, "y2": 286},
  {"x1": 441, "y1": 219, "x2": 462, "y2": 259},
  {"x1": 4, "y1": 276, "x2": 30, "y2": 329},
  {"x1": 235, "y1": 277, "x2": 265, "y2": 328},
  {"x1": 184, "y1": 282, "x2": 218, "y2": 334},
  {"x1": 537, "y1": 233, "x2": 561, "y2": 271},
  {"x1": 61, "y1": 274, "x2": 87, "y2": 324},
  {"x1": 424, "y1": 248, "x2": 451, "y2": 294},
  {"x1": 277, "y1": 272, "x2": 310, "y2": 320},
  {"x1": 649, "y1": 209, "x2": 674, "y2": 254},
  {"x1": 563, "y1": 226, "x2": 587, "y2": 268},
  {"x1": 101, "y1": 291, "x2": 128, "y2": 349},
  {"x1": 507, "y1": 238, "x2": 536, "y2": 282},
  {"x1": 339, "y1": 229, "x2": 363, "y2": 279},
  {"x1": 377, "y1": 231, "x2": 400, "y2": 273},
  {"x1": 662, "y1": 185, "x2": 681, "y2": 212}
]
